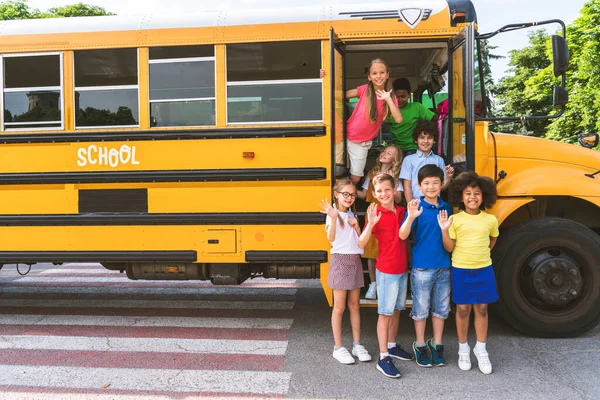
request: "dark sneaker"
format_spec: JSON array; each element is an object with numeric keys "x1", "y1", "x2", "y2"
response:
[
  {"x1": 413, "y1": 342, "x2": 432, "y2": 368},
  {"x1": 388, "y1": 344, "x2": 414, "y2": 361},
  {"x1": 427, "y1": 339, "x2": 446, "y2": 367},
  {"x1": 376, "y1": 356, "x2": 401, "y2": 378}
]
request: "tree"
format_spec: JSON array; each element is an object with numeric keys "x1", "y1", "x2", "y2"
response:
[
  {"x1": 493, "y1": 30, "x2": 556, "y2": 137},
  {"x1": 477, "y1": 39, "x2": 503, "y2": 116},
  {"x1": 44, "y1": 3, "x2": 114, "y2": 17},
  {"x1": 0, "y1": 0, "x2": 112, "y2": 20},
  {"x1": 494, "y1": 0, "x2": 600, "y2": 147}
]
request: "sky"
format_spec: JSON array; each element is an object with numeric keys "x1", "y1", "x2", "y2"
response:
[{"x1": 26, "y1": 0, "x2": 589, "y2": 80}]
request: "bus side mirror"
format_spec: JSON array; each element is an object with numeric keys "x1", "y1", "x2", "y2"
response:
[
  {"x1": 578, "y1": 133, "x2": 599, "y2": 149},
  {"x1": 553, "y1": 86, "x2": 569, "y2": 107},
  {"x1": 552, "y1": 35, "x2": 569, "y2": 77}
]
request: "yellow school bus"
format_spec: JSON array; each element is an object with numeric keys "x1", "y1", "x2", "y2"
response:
[{"x1": 0, "y1": 1, "x2": 598, "y2": 337}]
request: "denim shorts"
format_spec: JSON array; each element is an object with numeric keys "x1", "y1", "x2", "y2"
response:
[
  {"x1": 376, "y1": 269, "x2": 408, "y2": 316},
  {"x1": 410, "y1": 268, "x2": 451, "y2": 321}
]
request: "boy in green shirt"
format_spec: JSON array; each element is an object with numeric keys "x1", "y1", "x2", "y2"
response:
[{"x1": 389, "y1": 78, "x2": 437, "y2": 156}]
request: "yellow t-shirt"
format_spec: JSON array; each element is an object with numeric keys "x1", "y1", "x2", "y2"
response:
[{"x1": 449, "y1": 211, "x2": 499, "y2": 269}]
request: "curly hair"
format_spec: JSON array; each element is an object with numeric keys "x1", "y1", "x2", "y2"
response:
[
  {"x1": 370, "y1": 145, "x2": 402, "y2": 181},
  {"x1": 448, "y1": 171, "x2": 497, "y2": 210},
  {"x1": 412, "y1": 120, "x2": 438, "y2": 142}
]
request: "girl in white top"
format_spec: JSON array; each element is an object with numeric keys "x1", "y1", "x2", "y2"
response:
[{"x1": 320, "y1": 178, "x2": 371, "y2": 365}]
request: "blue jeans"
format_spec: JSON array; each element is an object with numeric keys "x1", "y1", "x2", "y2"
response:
[
  {"x1": 376, "y1": 270, "x2": 408, "y2": 316},
  {"x1": 410, "y1": 268, "x2": 451, "y2": 320}
]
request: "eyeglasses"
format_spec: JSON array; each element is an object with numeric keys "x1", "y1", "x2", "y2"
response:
[{"x1": 339, "y1": 192, "x2": 357, "y2": 199}]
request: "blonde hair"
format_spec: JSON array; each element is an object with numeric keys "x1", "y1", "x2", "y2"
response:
[
  {"x1": 332, "y1": 178, "x2": 356, "y2": 228},
  {"x1": 370, "y1": 144, "x2": 402, "y2": 181},
  {"x1": 364, "y1": 58, "x2": 395, "y2": 123}
]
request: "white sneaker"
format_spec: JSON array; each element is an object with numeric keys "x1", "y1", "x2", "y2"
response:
[
  {"x1": 457, "y1": 351, "x2": 472, "y2": 371},
  {"x1": 333, "y1": 347, "x2": 355, "y2": 364},
  {"x1": 365, "y1": 282, "x2": 377, "y2": 299},
  {"x1": 473, "y1": 347, "x2": 492, "y2": 374},
  {"x1": 352, "y1": 344, "x2": 372, "y2": 362}
]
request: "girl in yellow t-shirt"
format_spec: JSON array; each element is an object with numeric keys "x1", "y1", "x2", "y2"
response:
[{"x1": 438, "y1": 171, "x2": 498, "y2": 375}]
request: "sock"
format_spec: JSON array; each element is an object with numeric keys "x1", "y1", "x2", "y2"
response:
[
  {"x1": 475, "y1": 341, "x2": 487, "y2": 352},
  {"x1": 334, "y1": 346, "x2": 342, "y2": 351},
  {"x1": 353, "y1": 342, "x2": 361, "y2": 347},
  {"x1": 387, "y1": 342, "x2": 396, "y2": 349},
  {"x1": 416, "y1": 342, "x2": 426, "y2": 347},
  {"x1": 380, "y1": 352, "x2": 390, "y2": 360},
  {"x1": 458, "y1": 342, "x2": 470, "y2": 353}
]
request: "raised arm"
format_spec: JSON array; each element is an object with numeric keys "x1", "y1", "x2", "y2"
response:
[
  {"x1": 358, "y1": 203, "x2": 381, "y2": 248},
  {"x1": 346, "y1": 88, "x2": 358, "y2": 99},
  {"x1": 399, "y1": 199, "x2": 422, "y2": 240},
  {"x1": 319, "y1": 198, "x2": 338, "y2": 242},
  {"x1": 376, "y1": 89, "x2": 402, "y2": 123},
  {"x1": 437, "y1": 210, "x2": 455, "y2": 252}
]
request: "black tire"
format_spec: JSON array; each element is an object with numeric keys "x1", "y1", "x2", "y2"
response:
[{"x1": 492, "y1": 217, "x2": 600, "y2": 337}]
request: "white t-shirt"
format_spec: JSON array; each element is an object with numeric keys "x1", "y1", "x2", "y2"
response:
[
  {"x1": 361, "y1": 173, "x2": 404, "y2": 191},
  {"x1": 325, "y1": 211, "x2": 364, "y2": 255}
]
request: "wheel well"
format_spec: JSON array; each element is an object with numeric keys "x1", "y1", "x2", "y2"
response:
[{"x1": 501, "y1": 196, "x2": 600, "y2": 232}]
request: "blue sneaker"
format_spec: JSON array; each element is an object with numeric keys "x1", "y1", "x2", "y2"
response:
[
  {"x1": 376, "y1": 356, "x2": 401, "y2": 378},
  {"x1": 388, "y1": 344, "x2": 414, "y2": 361},
  {"x1": 427, "y1": 339, "x2": 446, "y2": 367},
  {"x1": 413, "y1": 342, "x2": 432, "y2": 367}
]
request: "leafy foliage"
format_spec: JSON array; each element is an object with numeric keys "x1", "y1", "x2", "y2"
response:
[
  {"x1": 0, "y1": 0, "x2": 112, "y2": 20},
  {"x1": 493, "y1": 0, "x2": 600, "y2": 147}
]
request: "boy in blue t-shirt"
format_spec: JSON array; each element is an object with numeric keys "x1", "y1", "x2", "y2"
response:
[{"x1": 399, "y1": 164, "x2": 452, "y2": 367}]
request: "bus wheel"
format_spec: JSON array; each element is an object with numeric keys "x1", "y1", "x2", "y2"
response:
[{"x1": 493, "y1": 217, "x2": 600, "y2": 337}]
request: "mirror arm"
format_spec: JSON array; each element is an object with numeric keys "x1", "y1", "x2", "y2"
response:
[
  {"x1": 479, "y1": 106, "x2": 566, "y2": 127},
  {"x1": 477, "y1": 19, "x2": 566, "y2": 41}
]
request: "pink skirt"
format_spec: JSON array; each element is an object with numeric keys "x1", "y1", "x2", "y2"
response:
[{"x1": 328, "y1": 253, "x2": 364, "y2": 290}]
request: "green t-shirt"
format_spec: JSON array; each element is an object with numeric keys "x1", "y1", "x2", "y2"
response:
[{"x1": 388, "y1": 102, "x2": 435, "y2": 151}]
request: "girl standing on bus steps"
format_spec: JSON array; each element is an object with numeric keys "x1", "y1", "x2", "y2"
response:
[
  {"x1": 346, "y1": 58, "x2": 403, "y2": 184},
  {"x1": 357, "y1": 144, "x2": 403, "y2": 299},
  {"x1": 320, "y1": 179, "x2": 372, "y2": 364},
  {"x1": 437, "y1": 171, "x2": 499, "y2": 374}
]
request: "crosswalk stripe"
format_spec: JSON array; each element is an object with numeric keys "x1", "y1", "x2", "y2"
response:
[
  {"x1": 0, "y1": 349, "x2": 285, "y2": 371},
  {"x1": 0, "y1": 286, "x2": 297, "y2": 296},
  {"x1": 0, "y1": 314, "x2": 293, "y2": 329},
  {"x1": 0, "y1": 366, "x2": 292, "y2": 395},
  {"x1": 9, "y1": 277, "x2": 298, "y2": 284},
  {"x1": 0, "y1": 298, "x2": 294, "y2": 310},
  {"x1": 0, "y1": 335, "x2": 288, "y2": 355}
]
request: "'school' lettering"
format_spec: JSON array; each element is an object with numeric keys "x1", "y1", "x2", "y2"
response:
[{"x1": 77, "y1": 144, "x2": 140, "y2": 168}]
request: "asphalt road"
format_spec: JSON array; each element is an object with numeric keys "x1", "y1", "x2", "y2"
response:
[{"x1": 0, "y1": 263, "x2": 599, "y2": 399}]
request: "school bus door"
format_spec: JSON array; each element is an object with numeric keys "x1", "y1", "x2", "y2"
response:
[{"x1": 448, "y1": 23, "x2": 475, "y2": 171}]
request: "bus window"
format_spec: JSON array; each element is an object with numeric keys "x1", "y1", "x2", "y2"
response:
[
  {"x1": 2, "y1": 54, "x2": 63, "y2": 131},
  {"x1": 226, "y1": 41, "x2": 322, "y2": 124},
  {"x1": 74, "y1": 48, "x2": 139, "y2": 128},
  {"x1": 149, "y1": 45, "x2": 216, "y2": 127}
]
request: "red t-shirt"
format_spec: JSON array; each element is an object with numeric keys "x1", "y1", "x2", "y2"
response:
[{"x1": 365, "y1": 205, "x2": 408, "y2": 274}]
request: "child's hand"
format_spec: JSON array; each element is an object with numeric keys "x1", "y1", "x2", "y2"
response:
[
  {"x1": 348, "y1": 217, "x2": 359, "y2": 229},
  {"x1": 366, "y1": 202, "x2": 381, "y2": 226},
  {"x1": 319, "y1": 198, "x2": 338, "y2": 219},
  {"x1": 445, "y1": 164, "x2": 455, "y2": 178},
  {"x1": 407, "y1": 199, "x2": 423, "y2": 218},
  {"x1": 437, "y1": 210, "x2": 453, "y2": 230},
  {"x1": 375, "y1": 89, "x2": 392, "y2": 102},
  {"x1": 319, "y1": 69, "x2": 326, "y2": 78}
]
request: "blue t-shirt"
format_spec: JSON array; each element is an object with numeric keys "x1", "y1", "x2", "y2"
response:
[
  {"x1": 399, "y1": 151, "x2": 446, "y2": 199},
  {"x1": 403, "y1": 196, "x2": 452, "y2": 269}
]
